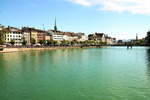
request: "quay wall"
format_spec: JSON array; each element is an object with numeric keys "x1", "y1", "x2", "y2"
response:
[{"x1": 0, "y1": 46, "x2": 98, "y2": 53}]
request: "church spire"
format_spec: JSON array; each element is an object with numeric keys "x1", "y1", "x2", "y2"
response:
[
  {"x1": 54, "y1": 17, "x2": 57, "y2": 31},
  {"x1": 136, "y1": 33, "x2": 138, "y2": 41}
]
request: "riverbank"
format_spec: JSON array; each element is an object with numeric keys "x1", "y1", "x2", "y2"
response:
[{"x1": 0, "y1": 46, "x2": 100, "y2": 53}]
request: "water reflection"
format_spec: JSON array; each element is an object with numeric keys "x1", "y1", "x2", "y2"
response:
[{"x1": 146, "y1": 49, "x2": 150, "y2": 77}]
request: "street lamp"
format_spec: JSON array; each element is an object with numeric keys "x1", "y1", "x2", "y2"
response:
[{"x1": 42, "y1": 24, "x2": 45, "y2": 31}]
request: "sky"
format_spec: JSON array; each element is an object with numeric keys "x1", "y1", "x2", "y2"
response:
[{"x1": 1, "y1": 0, "x2": 150, "y2": 39}]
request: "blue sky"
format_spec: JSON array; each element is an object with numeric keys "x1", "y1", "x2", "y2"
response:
[{"x1": 1, "y1": 0, "x2": 150, "y2": 39}]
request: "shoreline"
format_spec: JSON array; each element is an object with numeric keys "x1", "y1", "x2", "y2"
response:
[{"x1": 0, "y1": 46, "x2": 99, "y2": 53}]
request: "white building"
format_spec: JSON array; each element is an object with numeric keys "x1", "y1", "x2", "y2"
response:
[
  {"x1": 5, "y1": 26, "x2": 23, "y2": 45},
  {"x1": 76, "y1": 33, "x2": 88, "y2": 41},
  {"x1": 47, "y1": 30, "x2": 64, "y2": 41},
  {"x1": 63, "y1": 35, "x2": 68, "y2": 40}
]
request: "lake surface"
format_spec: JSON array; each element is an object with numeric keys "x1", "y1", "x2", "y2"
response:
[{"x1": 0, "y1": 47, "x2": 150, "y2": 100}]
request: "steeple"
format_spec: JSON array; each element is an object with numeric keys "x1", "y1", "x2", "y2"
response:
[
  {"x1": 136, "y1": 33, "x2": 138, "y2": 41},
  {"x1": 54, "y1": 17, "x2": 57, "y2": 31}
]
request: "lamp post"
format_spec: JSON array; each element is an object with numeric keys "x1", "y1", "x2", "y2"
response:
[
  {"x1": 42, "y1": 24, "x2": 47, "y2": 45},
  {"x1": 42, "y1": 24, "x2": 45, "y2": 31}
]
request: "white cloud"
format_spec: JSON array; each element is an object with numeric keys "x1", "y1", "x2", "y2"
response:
[
  {"x1": 66, "y1": 0, "x2": 150, "y2": 14},
  {"x1": 66, "y1": 0, "x2": 91, "y2": 6}
]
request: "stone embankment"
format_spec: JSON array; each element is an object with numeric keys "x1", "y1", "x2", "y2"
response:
[{"x1": 0, "y1": 46, "x2": 98, "y2": 53}]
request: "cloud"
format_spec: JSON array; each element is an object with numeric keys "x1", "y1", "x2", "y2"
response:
[
  {"x1": 66, "y1": 0, "x2": 91, "y2": 6},
  {"x1": 66, "y1": 0, "x2": 150, "y2": 14}
]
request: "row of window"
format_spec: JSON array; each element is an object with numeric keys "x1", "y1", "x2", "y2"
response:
[
  {"x1": 9, "y1": 32, "x2": 22, "y2": 34},
  {"x1": 37, "y1": 37, "x2": 43, "y2": 39},
  {"x1": 24, "y1": 35, "x2": 30, "y2": 36},
  {"x1": 7, "y1": 35, "x2": 22, "y2": 37},
  {"x1": 6, "y1": 38, "x2": 21, "y2": 41},
  {"x1": 54, "y1": 36, "x2": 63, "y2": 37},
  {"x1": 53, "y1": 38, "x2": 63, "y2": 40}
]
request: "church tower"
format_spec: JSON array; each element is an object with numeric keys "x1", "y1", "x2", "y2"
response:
[
  {"x1": 54, "y1": 17, "x2": 57, "y2": 31},
  {"x1": 136, "y1": 33, "x2": 138, "y2": 41}
]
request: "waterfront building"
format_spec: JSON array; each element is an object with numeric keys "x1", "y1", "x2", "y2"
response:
[
  {"x1": 88, "y1": 32, "x2": 116, "y2": 45},
  {"x1": 5, "y1": 26, "x2": 22, "y2": 45},
  {"x1": 96, "y1": 33, "x2": 106, "y2": 42},
  {"x1": 47, "y1": 30, "x2": 64, "y2": 41},
  {"x1": 30, "y1": 28, "x2": 38, "y2": 43},
  {"x1": 62, "y1": 34, "x2": 68, "y2": 41},
  {"x1": 37, "y1": 29, "x2": 46, "y2": 43},
  {"x1": 88, "y1": 33, "x2": 105, "y2": 42},
  {"x1": 76, "y1": 33, "x2": 88, "y2": 41},
  {"x1": 88, "y1": 34, "x2": 96, "y2": 41},
  {"x1": 64, "y1": 32, "x2": 78, "y2": 41},
  {"x1": 145, "y1": 31, "x2": 150, "y2": 45},
  {"x1": 22, "y1": 27, "x2": 31, "y2": 45},
  {"x1": 45, "y1": 33, "x2": 51, "y2": 41}
]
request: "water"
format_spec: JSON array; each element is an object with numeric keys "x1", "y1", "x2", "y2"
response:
[{"x1": 0, "y1": 47, "x2": 150, "y2": 100}]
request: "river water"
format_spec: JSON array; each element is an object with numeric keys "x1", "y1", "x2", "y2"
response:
[{"x1": 0, "y1": 47, "x2": 150, "y2": 100}]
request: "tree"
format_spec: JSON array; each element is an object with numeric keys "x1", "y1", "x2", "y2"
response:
[
  {"x1": 118, "y1": 40, "x2": 123, "y2": 44},
  {"x1": 31, "y1": 38, "x2": 36, "y2": 45},
  {"x1": 79, "y1": 41, "x2": 84, "y2": 44},
  {"x1": 38, "y1": 40, "x2": 44, "y2": 46},
  {"x1": 100, "y1": 42, "x2": 106, "y2": 45},
  {"x1": 71, "y1": 41, "x2": 75, "y2": 46},
  {"x1": 0, "y1": 28, "x2": 8, "y2": 45},
  {"x1": 53, "y1": 40, "x2": 58, "y2": 46},
  {"x1": 75, "y1": 41, "x2": 79, "y2": 44},
  {"x1": 61, "y1": 40, "x2": 66, "y2": 46},
  {"x1": 66, "y1": 40, "x2": 70, "y2": 46},
  {"x1": 49, "y1": 40, "x2": 54, "y2": 45},
  {"x1": 10, "y1": 39, "x2": 15, "y2": 45},
  {"x1": 21, "y1": 37, "x2": 27, "y2": 45},
  {"x1": 46, "y1": 40, "x2": 50, "y2": 45}
]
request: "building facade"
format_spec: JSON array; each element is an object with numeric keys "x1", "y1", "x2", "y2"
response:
[
  {"x1": 5, "y1": 26, "x2": 23, "y2": 45},
  {"x1": 22, "y1": 27, "x2": 31, "y2": 45},
  {"x1": 88, "y1": 32, "x2": 116, "y2": 45}
]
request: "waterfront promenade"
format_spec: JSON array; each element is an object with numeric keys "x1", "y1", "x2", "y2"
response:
[{"x1": 0, "y1": 45, "x2": 100, "y2": 53}]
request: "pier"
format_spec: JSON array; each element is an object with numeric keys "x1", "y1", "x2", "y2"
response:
[{"x1": 127, "y1": 45, "x2": 133, "y2": 49}]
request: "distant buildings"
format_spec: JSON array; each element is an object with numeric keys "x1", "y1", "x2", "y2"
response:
[
  {"x1": 0, "y1": 18, "x2": 117, "y2": 45},
  {"x1": 145, "y1": 31, "x2": 150, "y2": 45},
  {"x1": 88, "y1": 33, "x2": 116, "y2": 45}
]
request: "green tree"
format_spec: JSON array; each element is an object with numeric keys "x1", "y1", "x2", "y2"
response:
[
  {"x1": 118, "y1": 40, "x2": 123, "y2": 44},
  {"x1": 21, "y1": 37, "x2": 27, "y2": 45},
  {"x1": 66, "y1": 40, "x2": 70, "y2": 46},
  {"x1": 79, "y1": 41, "x2": 84, "y2": 44},
  {"x1": 75, "y1": 41, "x2": 79, "y2": 44},
  {"x1": 0, "y1": 28, "x2": 8, "y2": 45},
  {"x1": 49, "y1": 40, "x2": 54, "y2": 45},
  {"x1": 100, "y1": 42, "x2": 106, "y2": 45},
  {"x1": 10, "y1": 39, "x2": 15, "y2": 45},
  {"x1": 38, "y1": 40, "x2": 44, "y2": 46},
  {"x1": 61, "y1": 40, "x2": 66, "y2": 46},
  {"x1": 31, "y1": 38, "x2": 36, "y2": 45},
  {"x1": 46, "y1": 40, "x2": 50, "y2": 45},
  {"x1": 53, "y1": 40, "x2": 58, "y2": 46},
  {"x1": 71, "y1": 41, "x2": 75, "y2": 46}
]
